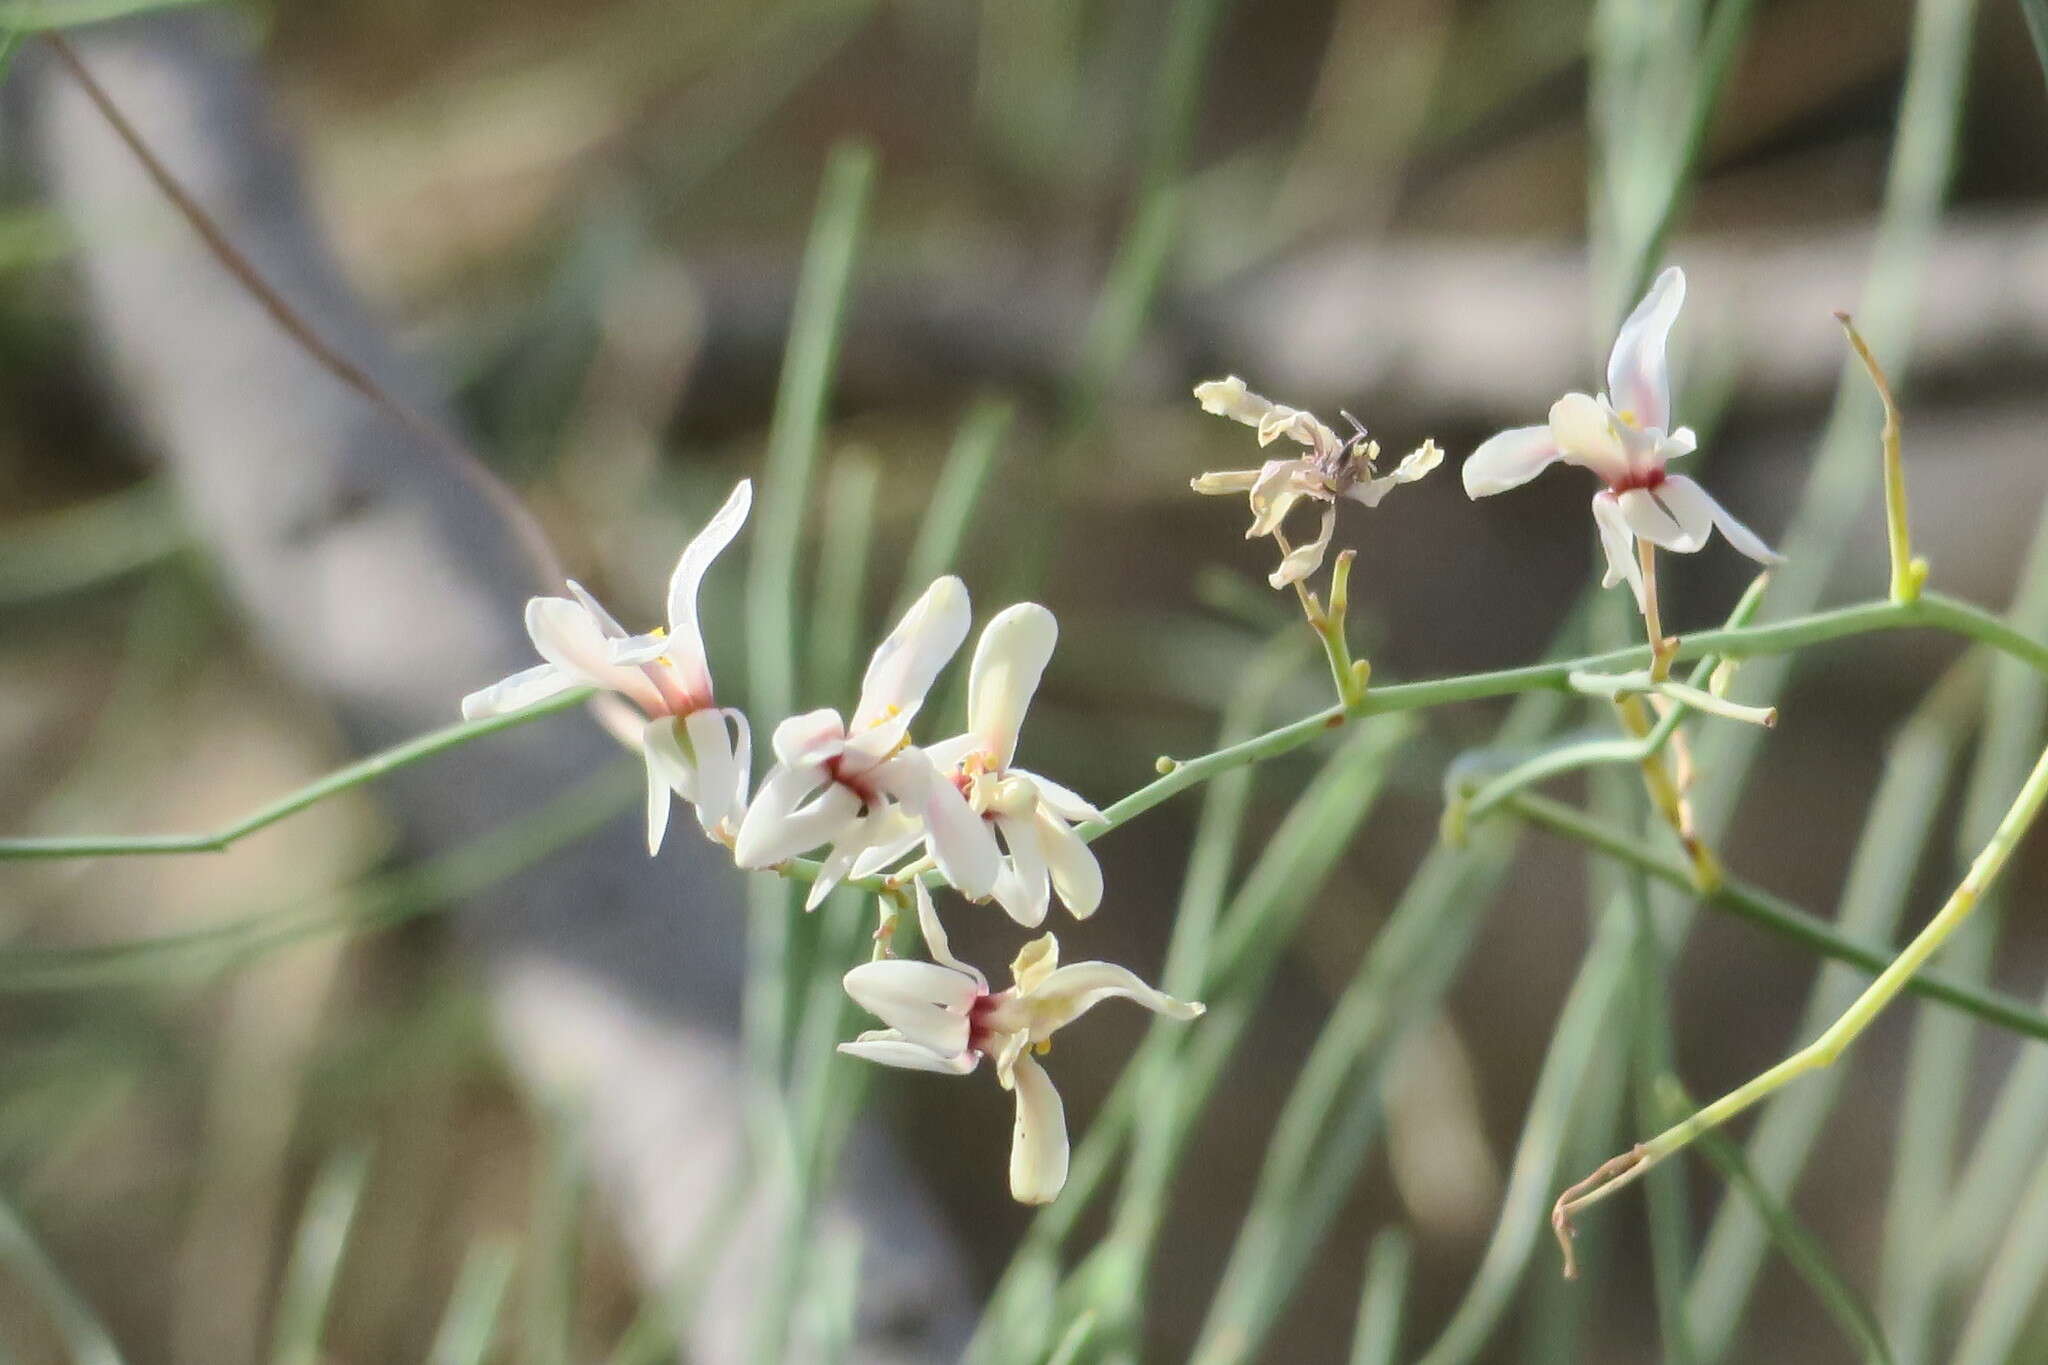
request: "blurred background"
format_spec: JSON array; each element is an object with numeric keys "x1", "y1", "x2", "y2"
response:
[{"x1": 3, "y1": 0, "x2": 2048, "y2": 1361}]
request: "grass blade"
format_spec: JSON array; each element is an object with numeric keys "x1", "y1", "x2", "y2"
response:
[
  {"x1": 268, "y1": 1145, "x2": 372, "y2": 1365},
  {"x1": 0, "y1": 1189, "x2": 126, "y2": 1365},
  {"x1": 428, "y1": 1239, "x2": 520, "y2": 1365},
  {"x1": 1346, "y1": 1229, "x2": 1413, "y2": 1365}
]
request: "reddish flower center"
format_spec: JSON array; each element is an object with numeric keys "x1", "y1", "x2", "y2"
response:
[
  {"x1": 1609, "y1": 466, "x2": 1666, "y2": 495},
  {"x1": 966, "y1": 995, "x2": 999, "y2": 1056},
  {"x1": 822, "y1": 752, "x2": 882, "y2": 807}
]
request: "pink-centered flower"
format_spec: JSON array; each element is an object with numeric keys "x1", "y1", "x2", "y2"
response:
[
  {"x1": 461, "y1": 480, "x2": 752, "y2": 854},
  {"x1": 1192, "y1": 376, "x2": 1442, "y2": 588},
  {"x1": 839, "y1": 882, "x2": 1203, "y2": 1204},
  {"x1": 853, "y1": 603, "x2": 1105, "y2": 928},
  {"x1": 733, "y1": 576, "x2": 1001, "y2": 909},
  {"x1": 1460, "y1": 267, "x2": 1782, "y2": 608}
]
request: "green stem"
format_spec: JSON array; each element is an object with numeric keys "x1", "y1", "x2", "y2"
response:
[
  {"x1": 1504, "y1": 792, "x2": 2048, "y2": 1044},
  {"x1": 1549, "y1": 738, "x2": 2048, "y2": 1264},
  {"x1": 11, "y1": 590, "x2": 2037, "y2": 878},
  {"x1": 0, "y1": 688, "x2": 592, "y2": 859}
]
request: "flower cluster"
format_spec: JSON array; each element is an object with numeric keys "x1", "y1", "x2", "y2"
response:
[
  {"x1": 1192, "y1": 266, "x2": 1778, "y2": 611},
  {"x1": 463, "y1": 479, "x2": 1199, "y2": 1202},
  {"x1": 462, "y1": 261, "x2": 1776, "y2": 1208}
]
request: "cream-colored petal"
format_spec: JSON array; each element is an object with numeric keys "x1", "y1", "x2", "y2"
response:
[
  {"x1": 1190, "y1": 468, "x2": 1262, "y2": 495},
  {"x1": 770, "y1": 708, "x2": 848, "y2": 767},
  {"x1": 911, "y1": 879, "x2": 986, "y2": 988},
  {"x1": 681, "y1": 707, "x2": 739, "y2": 834},
  {"x1": 1617, "y1": 487, "x2": 1707, "y2": 553},
  {"x1": 643, "y1": 749, "x2": 675, "y2": 857},
  {"x1": 967, "y1": 603, "x2": 1057, "y2": 770},
  {"x1": 526, "y1": 595, "x2": 665, "y2": 713},
  {"x1": 853, "y1": 576, "x2": 971, "y2": 731},
  {"x1": 1037, "y1": 810, "x2": 1103, "y2": 919},
  {"x1": 662, "y1": 478, "x2": 751, "y2": 691},
  {"x1": 1024, "y1": 961, "x2": 1204, "y2": 1039},
  {"x1": 1547, "y1": 393, "x2": 1631, "y2": 487},
  {"x1": 1461, "y1": 424, "x2": 1563, "y2": 498},
  {"x1": 843, "y1": 958, "x2": 979, "y2": 1054},
  {"x1": 1606, "y1": 265, "x2": 1685, "y2": 435},
  {"x1": 1660, "y1": 475, "x2": 1782, "y2": 566},
  {"x1": 460, "y1": 662, "x2": 572, "y2": 720},
  {"x1": 990, "y1": 812, "x2": 1051, "y2": 928},
  {"x1": 1246, "y1": 459, "x2": 1312, "y2": 538},
  {"x1": 1591, "y1": 491, "x2": 1646, "y2": 611},
  {"x1": 1008, "y1": 934, "x2": 1059, "y2": 997},
  {"x1": 1007, "y1": 1053, "x2": 1070, "y2": 1205},
  {"x1": 1010, "y1": 770, "x2": 1104, "y2": 824},
  {"x1": 1268, "y1": 504, "x2": 1336, "y2": 589},
  {"x1": 838, "y1": 1030, "x2": 979, "y2": 1075},
  {"x1": 733, "y1": 766, "x2": 860, "y2": 868}
]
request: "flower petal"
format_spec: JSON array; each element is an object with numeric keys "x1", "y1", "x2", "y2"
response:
[
  {"x1": 665, "y1": 476, "x2": 750, "y2": 654},
  {"x1": 681, "y1": 707, "x2": 740, "y2": 834},
  {"x1": 1190, "y1": 468, "x2": 1262, "y2": 495},
  {"x1": 1461, "y1": 424, "x2": 1564, "y2": 498},
  {"x1": 460, "y1": 662, "x2": 572, "y2": 720},
  {"x1": 1037, "y1": 809, "x2": 1103, "y2": 919},
  {"x1": 1607, "y1": 265, "x2": 1685, "y2": 434},
  {"x1": 1548, "y1": 393, "x2": 1630, "y2": 486},
  {"x1": 883, "y1": 754, "x2": 1001, "y2": 899},
  {"x1": 1617, "y1": 487, "x2": 1708, "y2": 553},
  {"x1": 853, "y1": 576, "x2": 971, "y2": 731},
  {"x1": 1268, "y1": 504, "x2": 1336, "y2": 589},
  {"x1": 912, "y1": 879, "x2": 985, "y2": 987},
  {"x1": 643, "y1": 749, "x2": 675, "y2": 856},
  {"x1": 1007, "y1": 1052, "x2": 1070, "y2": 1204},
  {"x1": 991, "y1": 811, "x2": 1051, "y2": 928},
  {"x1": 771, "y1": 708, "x2": 849, "y2": 767},
  {"x1": 838, "y1": 1029, "x2": 979, "y2": 1075},
  {"x1": 1246, "y1": 459, "x2": 1311, "y2": 538},
  {"x1": 1024, "y1": 961, "x2": 1204, "y2": 1039},
  {"x1": 733, "y1": 766, "x2": 860, "y2": 868},
  {"x1": 527, "y1": 595, "x2": 666, "y2": 713},
  {"x1": 1591, "y1": 491, "x2": 1646, "y2": 611},
  {"x1": 969, "y1": 603, "x2": 1058, "y2": 769},
  {"x1": 1011, "y1": 769, "x2": 1104, "y2": 824},
  {"x1": 843, "y1": 958, "x2": 980, "y2": 1054},
  {"x1": 1659, "y1": 474, "x2": 1783, "y2": 567}
]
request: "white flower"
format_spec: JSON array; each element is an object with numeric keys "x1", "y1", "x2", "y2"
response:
[
  {"x1": 1460, "y1": 267, "x2": 1782, "y2": 608},
  {"x1": 853, "y1": 604, "x2": 1105, "y2": 928},
  {"x1": 733, "y1": 577, "x2": 1000, "y2": 908},
  {"x1": 461, "y1": 479, "x2": 753, "y2": 854},
  {"x1": 839, "y1": 882, "x2": 1203, "y2": 1203},
  {"x1": 1191, "y1": 375, "x2": 1442, "y2": 589}
]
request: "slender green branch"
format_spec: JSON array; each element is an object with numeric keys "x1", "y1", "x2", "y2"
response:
[
  {"x1": 1837, "y1": 311, "x2": 1926, "y2": 604},
  {"x1": 1504, "y1": 793, "x2": 2048, "y2": 1044},
  {"x1": 1548, "y1": 738, "x2": 2048, "y2": 1268},
  {"x1": 0, "y1": 688, "x2": 593, "y2": 860}
]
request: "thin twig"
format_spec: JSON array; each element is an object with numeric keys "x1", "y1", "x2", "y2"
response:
[{"x1": 42, "y1": 31, "x2": 564, "y2": 589}]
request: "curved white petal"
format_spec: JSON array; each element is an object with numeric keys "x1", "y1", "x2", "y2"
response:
[
  {"x1": 1190, "y1": 468, "x2": 1261, "y2": 495},
  {"x1": 1246, "y1": 459, "x2": 1310, "y2": 538},
  {"x1": 843, "y1": 959, "x2": 979, "y2": 1054},
  {"x1": 968, "y1": 604, "x2": 1057, "y2": 769},
  {"x1": 879, "y1": 755, "x2": 1000, "y2": 899},
  {"x1": 854, "y1": 576, "x2": 971, "y2": 731},
  {"x1": 991, "y1": 812, "x2": 1051, "y2": 928},
  {"x1": 1011, "y1": 769, "x2": 1104, "y2": 824},
  {"x1": 1007, "y1": 1053, "x2": 1070, "y2": 1205},
  {"x1": 1461, "y1": 424, "x2": 1564, "y2": 498},
  {"x1": 662, "y1": 479, "x2": 751, "y2": 691},
  {"x1": 1269, "y1": 504, "x2": 1337, "y2": 589},
  {"x1": 563, "y1": 580, "x2": 631, "y2": 638},
  {"x1": 734, "y1": 767, "x2": 860, "y2": 868},
  {"x1": 723, "y1": 708, "x2": 752, "y2": 825},
  {"x1": 527, "y1": 596, "x2": 665, "y2": 713},
  {"x1": 1591, "y1": 491, "x2": 1646, "y2": 611},
  {"x1": 1661, "y1": 426, "x2": 1698, "y2": 461},
  {"x1": 1607, "y1": 265, "x2": 1686, "y2": 434},
  {"x1": 911, "y1": 879, "x2": 985, "y2": 987},
  {"x1": 1660, "y1": 474, "x2": 1783, "y2": 567},
  {"x1": 838, "y1": 1030, "x2": 979, "y2": 1075},
  {"x1": 1548, "y1": 393, "x2": 1631, "y2": 486},
  {"x1": 680, "y1": 707, "x2": 740, "y2": 834},
  {"x1": 1037, "y1": 810, "x2": 1103, "y2": 919},
  {"x1": 1617, "y1": 486, "x2": 1707, "y2": 553},
  {"x1": 771, "y1": 708, "x2": 848, "y2": 767},
  {"x1": 643, "y1": 751, "x2": 675, "y2": 856},
  {"x1": 847, "y1": 814, "x2": 927, "y2": 881},
  {"x1": 1025, "y1": 961, "x2": 1204, "y2": 1039},
  {"x1": 461, "y1": 662, "x2": 573, "y2": 720}
]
